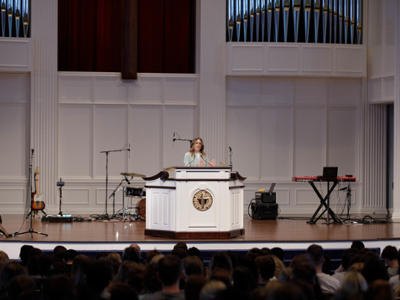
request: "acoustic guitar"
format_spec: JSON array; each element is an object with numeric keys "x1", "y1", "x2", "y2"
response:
[{"x1": 31, "y1": 167, "x2": 45, "y2": 210}]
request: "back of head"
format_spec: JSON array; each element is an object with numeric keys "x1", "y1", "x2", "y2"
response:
[
  {"x1": 19, "y1": 245, "x2": 34, "y2": 267},
  {"x1": 381, "y1": 245, "x2": 397, "y2": 261},
  {"x1": 158, "y1": 254, "x2": 182, "y2": 287},
  {"x1": 266, "y1": 281, "x2": 307, "y2": 300},
  {"x1": 209, "y1": 268, "x2": 232, "y2": 288},
  {"x1": 200, "y1": 280, "x2": 226, "y2": 300},
  {"x1": 171, "y1": 247, "x2": 189, "y2": 260},
  {"x1": 341, "y1": 271, "x2": 368, "y2": 296},
  {"x1": 143, "y1": 263, "x2": 162, "y2": 294},
  {"x1": 7, "y1": 275, "x2": 36, "y2": 300},
  {"x1": 0, "y1": 251, "x2": 9, "y2": 271},
  {"x1": 208, "y1": 252, "x2": 233, "y2": 275},
  {"x1": 63, "y1": 249, "x2": 78, "y2": 264},
  {"x1": 1, "y1": 261, "x2": 27, "y2": 286},
  {"x1": 292, "y1": 262, "x2": 317, "y2": 285},
  {"x1": 122, "y1": 247, "x2": 140, "y2": 263},
  {"x1": 185, "y1": 274, "x2": 207, "y2": 300},
  {"x1": 232, "y1": 266, "x2": 257, "y2": 294},
  {"x1": 183, "y1": 255, "x2": 204, "y2": 277},
  {"x1": 365, "y1": 279, "x2": 393, "y2": 300},
  {"x1": 361, "y1": 256, "x2": 389, "y2": 284},
  {"x1": 85, "y1": 260, "x2": 113, "y2": 293},
  {"x1": 53, "y1": 245, "x2": 67, "y2": 261},
  {"x1": 174, "y1": 242, "x2": 188, "y2": 252},
  {"x1": 306, "y1": 244, "x2": 324, "y2": 267},
  {"x1": 42, "y1": 275, "x2": 75, "y2": 300},
  {"x1": 188, "y1": 247, "x2": 201, "y2": 257},
  {"x1": 271, "y1": 247, "x2": 285, "y2": 262},
  {"x1": 255, "y1": 255, "x2": 276, "y2": 281},
  {"x1": 108, "y1": 282, "x2": 138, "y2": 300},
  {"x1": 342, "y1": 248, "x2": 359, "y2": 270},
  {"x1": 351, "y1": 241, "x2": 365, "y2": 251}
]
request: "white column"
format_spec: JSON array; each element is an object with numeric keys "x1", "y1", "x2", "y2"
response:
[
  {"x1": 31, "y1": 1, "x2": 58, "y2": 208},
  {"x1": 197, "y1": 0, "x2": 227, "y2": 165},
  {"x1": 392, "y1": 1, "x2": 400, "y2": 218}
]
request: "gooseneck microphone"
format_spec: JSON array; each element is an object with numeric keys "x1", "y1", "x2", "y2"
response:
[
  {"x1": 200, "y1": 155, "x2": 212, "y2": 167},
  {"x1": 185, "y1": 155, "x2": 196, "y2": 167}
]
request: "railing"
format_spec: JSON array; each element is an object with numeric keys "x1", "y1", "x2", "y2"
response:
[
  {"x1": 227, "y1": 0, "x2": 362, "y2": 44},
  {"x1": 1, "y1": 0, "x2": 30, "y2": 37}
]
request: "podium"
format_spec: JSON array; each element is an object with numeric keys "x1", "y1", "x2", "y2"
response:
[{"x1": 143, "y1": 167, "x2": 246, "y2": 239}]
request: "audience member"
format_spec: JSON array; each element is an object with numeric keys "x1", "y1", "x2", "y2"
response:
[
  {"x1": 381, "y1": 245, "x2": 399, "y2": 278},
  {"x1": 185, "y1": 274, "x2": 207, "y2": 300},
  {"x1": 53, "y1": 245, "x2": 67, "y2": 262},
  {"x1": 232, "y1": 266, "x2": 257, "y2": 295},
  {"x1": 306, "y1": 244, "x2": 340, "y2": 294},
  {"x1": 271, "y1": 247, "x2": 285, "y2": 262},
  {"x1": 199, "y1": 280, "x2": 226, "y2": 300},
  {"x1": 333, "y1": 248, "x2": 359, "y2": 283},
  {"x1": 0, "y1": 251, "x2": 9, "y2": 271},
  {"x1": 207, "y1": 252, "x2": 233, "y2": 276},
  {"x1": 85, "y1": 260, "x2": 113, "y2": 299},
  {"x1": 146, "y1": 250, "x2": 162, "y2": 264},
  {"x1": 208, "y1": 269, "x2": 232, "y2": 288},
  {"x1": 182, "y1": 256, "x2": 204, "y2": 279},
  {"x1": 142, "y1": 263, "x2": 162, "y2": 298},
  {"x1": 351, "y1": 241, "x2": 365, "y2": 251},
  {"x1": 340, "y1": 271, "x2": 368, "y2": 299},
  {"x1": 108, "y1": 282, "x2": 139, "y2": 300},
  {"x1": 19, "y1": 245, "x2": 34, "y2": 268},
  {"x1": 254, "y1": 255, "x2": 275, "y2": 285},
  {"x1": 42, "y1": 275, "x2": 76, "y2": 300},
  {"x1": 365, "y1": 279, "x2": 393, "y2": 300},
  {"x1": 361, "y1": 255, "x2": 389, "y2": 284},
  {"x1": 142, "y1": 254, "x2": 184, "y2": 300},
  {"x1": 122, "y1": 247, "x2": 141, "y2": 264},
  {"x1": 6, "y1": 275, "x2": 37, "y2": 300}
]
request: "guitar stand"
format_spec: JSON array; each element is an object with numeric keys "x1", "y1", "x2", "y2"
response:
[
  {"x1": 307, "y1": 180, "x2": 343, "y2": 225},
  {"x1": 15, "y1": 149, "x2": 48, "y2": 238}
]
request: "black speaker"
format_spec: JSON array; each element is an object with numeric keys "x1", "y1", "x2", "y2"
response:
[
  {"x1": 251, "y1": 203, "x2": 278, "y2": 220},
  {"x1": 255, "y1": 192, "x2": 276, "y2": 203}
]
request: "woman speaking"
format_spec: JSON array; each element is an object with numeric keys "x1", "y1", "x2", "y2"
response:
[{"x1": 183, "y1": 138, "x2": 215, "y2": 167}]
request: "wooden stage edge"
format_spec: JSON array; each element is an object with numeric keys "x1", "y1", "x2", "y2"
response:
[{"x1": 1, "y1": 214, "x2": 400, "y2": 260}]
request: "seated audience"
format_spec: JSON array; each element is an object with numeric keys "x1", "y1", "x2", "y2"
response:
[
  {"x1": 333, "y1": 248, "x2": 359, "y2": 283},
  {"x1": 184, "y1": 274, "x2": 207, "y2": 300},
  {"x1": 381, "y1": 245, "x2": 399, "y2": 278},
  {"x1": 108, "y1": 282, "x2": 139, "y2": 300},
  {"x1": 306, "y1": 244, "x2": 340, "y2": 294},
  {"x1": 254, "y1": 255, "x2": 275, "y2": 285},
  {"x1": 199, "y1": 280, "x2": 226, "y2": 300},
  {"x1": 142, "y1": 254, "x2": 185, "y2": 300}
]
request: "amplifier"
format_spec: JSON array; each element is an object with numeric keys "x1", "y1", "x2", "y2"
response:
[
  {"x1": 251, "y1": 203, "x2": 278, "y2": 220},
  {"x1": 255, "y1": 192, "x2": 276, "y2": 203}
]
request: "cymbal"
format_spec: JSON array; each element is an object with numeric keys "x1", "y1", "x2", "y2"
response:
[
  {"x1": 164, "y1": 167, "x2": 175, "y2": 172},
  {"x1": 120, "y1": 172, "x2": 146, "y2": 178}
]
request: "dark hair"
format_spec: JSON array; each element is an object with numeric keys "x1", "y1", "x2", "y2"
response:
[
  {"x1": 85, "y1": 260, "x2": 113, "y2": 293},
  {"x1": 182, "y1": 256, "x2": 204, "y2": 277},
  {"x1": 381, "y1": 246, "x2": 398, "y2": 261},
  {"x1": 306, "y1": 244, "x2": 324, "y2": 266},
  {"x1": 271, "y1": 248, "x2": 284, "y2": 262},
  {"x1": 7, "y1": 275, "x2": 36, "y2": 300},
  {"x1": 342, "y1": 248, "x2": 359, "y2": 270},
  {"x1": 255, "y1": 255, "x2": 276, "y2": 280},
  {"x1": 361, "y1": 256, "x2": 389, "y2": 284},
  {"x1": 157, "y1": 255, "x2": 182, "y2": 286},
  {"x1": 143, "y1": 263, "x2": 162, "y2": 293},
  {"x1": 19, "y1": 245, "x2": 34, "y2": 267},
  {"x1": 351, "y1": 241, "x2": 365, "y2": 251},
  {"x1": 208, "y1": 252, "x2": 233, "y2": 275},
  {"x1": 171, "y1": 247, "x2": 189, "y2": 260},
  {"x1": 146, "y1": 249, "x2": 161, "y2": 264},
  {"x1": 42, "y1": 275, "x2": 76, "y2": 300},
  {"x1": 291, "y1": 262, "x2": 317, "y2": 285},
  {"x1": 53, "y1": 245, "x2": 67, "y2": 261},
  {"x1": 184, "y1": 274, "x2": 207, "y2": 300},
  {"x1": 108, "y1": 282, "x2": 138, "y2": 300},
  {"x1": 0, "y1": 261, "x2": 27, "y2": 287},
  {"x1": 232, "y1": 266, "x2": 258, "y2": 294},
  {"x1": 122, "y1": 247, "x2": 140, "y2": 263}
]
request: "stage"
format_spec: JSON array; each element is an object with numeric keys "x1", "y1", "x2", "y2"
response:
[{"x1": 1, "y1": 214, "x2": 400, "y2": 260}]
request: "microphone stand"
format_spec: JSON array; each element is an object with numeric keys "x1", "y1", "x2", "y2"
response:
[
  {"x1": 97, "y1": 145, "x2": 130, "y2": 221},
  {"x1": 229, "y1": 147, "x2": 233, "y2": 168},
  {"x1": 173, "y1": 132, "x2": 192, "y2": 145}
]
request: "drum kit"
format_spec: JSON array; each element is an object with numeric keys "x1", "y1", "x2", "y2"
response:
[{"x1": 113, "y1": 172, "x2": 146, "y2": 221}]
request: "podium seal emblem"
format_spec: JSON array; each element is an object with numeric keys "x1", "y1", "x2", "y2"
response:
[{"x1": 192, "y1": 190, "x2": 213, "y2": 211}]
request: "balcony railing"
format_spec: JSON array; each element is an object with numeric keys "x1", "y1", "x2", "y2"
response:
[
  {"x1": 1, "y1": 0, "x2": 30, "y2": 38},
  {"x1": 227, "y1": 0, "x2": 362, "y2": 44}
]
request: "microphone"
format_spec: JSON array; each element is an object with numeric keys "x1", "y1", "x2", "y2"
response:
[
  {"x1": 124, "y1": 175, "x2": 131, "y2": 184},
  {"x1": 200, "y1": 155, "x2": 211, "y2": 167},
  {"x1": 229, "y1": 146, "x2": 232, "y2": 152},
  {"x1": 173, "y1": 133, "x2": 176, "y2": 146},
  {"x1": 128, "y1": 144, "x2": 130, "y2": 158},
  {"x1": 31, "y1": 149, "x2": 34, "y2": 155},
  {"x1": 185, "y1": 156, "x2": 195, "y2": 167}
]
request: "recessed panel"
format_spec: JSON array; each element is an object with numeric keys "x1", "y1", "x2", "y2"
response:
[
  {"x1": 163, "y1": 106, "x2": 196, "y2": 169},
  {"x1": 367, "y1": 78, "x2": 382, "y2": 103},
  {"x1": 59, "y1": 75, "x2": 92, "y2": 103},
  {"x1": 329, "y1": 79, "x2": 361, "y2": 106},
  {"x1": 382, "y1": 76, "x2": 395, "y2": 101},
  {"x1": 294, "y1": 107, "x2": 326, "y2": 176},
  {"x1": 0, "y1": 40, "x2": 30, "y2": 68},
  {"x1": 0, "y1": 104, "x2": 29, "y2": 177},
  {"x1": 59, "y1": 105, "x2": 92, "y2": 177},
  {"x1": 227, "y1": 77, "x2": 260, "y2": 106},
  {"x1": 129, "y1": 106, "x2": 162, "y2": 176},
  {"x1": 296, "y1": 189, "x2": 322, "y2": 205},
  {"x1": 227, "y1": 107, "x2": 259, "y2": 179},
  {"x1": 63, "y1": 189, "x2": 90, "y2": 205},
  {"x1": 260, "y1": 107, "x2": 293, "y2": 179},
  {"x1": 260, "y1": 78, "x2": 294, "y2": 106},
  {"x1": 303, "y1": 46, "x2": 331, "y2": 72},
  {"x1": 268, "y1": 46, "x2": 299, "y2": 71},
  {"x1": 164, "y1": 76, "x2": 198, "y2": 104},
  {"x1": 231, "y1": 44, "x2": 264, "y2": 72},
  {"x1": 0, "y1": 73, "x2": 29, "y2": 103},
  {"x1": 295, "y1": 79, "x2": 328, "y2": 106},
  {"x1": 336, "y1": 47, "x2": 364, "y2": 73},
  {"x1": 94, "y1": 105, "x2": 128, "y2": 178},
  {"x1": 93, "y1": 76, "x2": 127, "y2": 103},
  {"x1": 328, "y1": 108, "x2": 359, "y2": 177},
  {"x1": 0, "y1": 188, "x2": 25, "y2": 205},
  {"x1": 128, "y1": 76, "x2": 163, "y2": 104}
]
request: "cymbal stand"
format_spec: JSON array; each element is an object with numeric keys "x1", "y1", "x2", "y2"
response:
[
  {"x1": 14, "y1": 149, "x2": 48, "y2": 238},
  {"x1": 98, "y1": 145, "x2": 130, "y2": 221},
  {"x1": 111, "y1": 177, "x2": 131, "y2": 220}
]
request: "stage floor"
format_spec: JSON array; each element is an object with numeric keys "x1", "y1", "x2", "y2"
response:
[{"x1": 1, "y1": 214, "x2": 400, "y2": 259}]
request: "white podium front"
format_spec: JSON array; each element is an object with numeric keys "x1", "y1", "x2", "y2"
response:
[{"x1": 143, "y1": 167, "x2": 246, "y2": 239}]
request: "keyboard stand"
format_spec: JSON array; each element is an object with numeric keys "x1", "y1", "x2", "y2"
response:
[{"x1": 307, "y1": 180, "x2": 343, "y2": 225}]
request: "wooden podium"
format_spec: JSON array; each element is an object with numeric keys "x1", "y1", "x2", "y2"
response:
[{"x1": 143, "y1": 167, "x2": 246, "y2": 239}]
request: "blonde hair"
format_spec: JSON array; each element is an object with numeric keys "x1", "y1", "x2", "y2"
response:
[{"x1": 189, "y1": 137, "x2": 206, "y2": 156}]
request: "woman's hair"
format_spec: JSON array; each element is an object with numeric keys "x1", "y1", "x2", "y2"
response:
[{"x1": 189, "y1": 138, "x2": 206, "y2": 156}]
